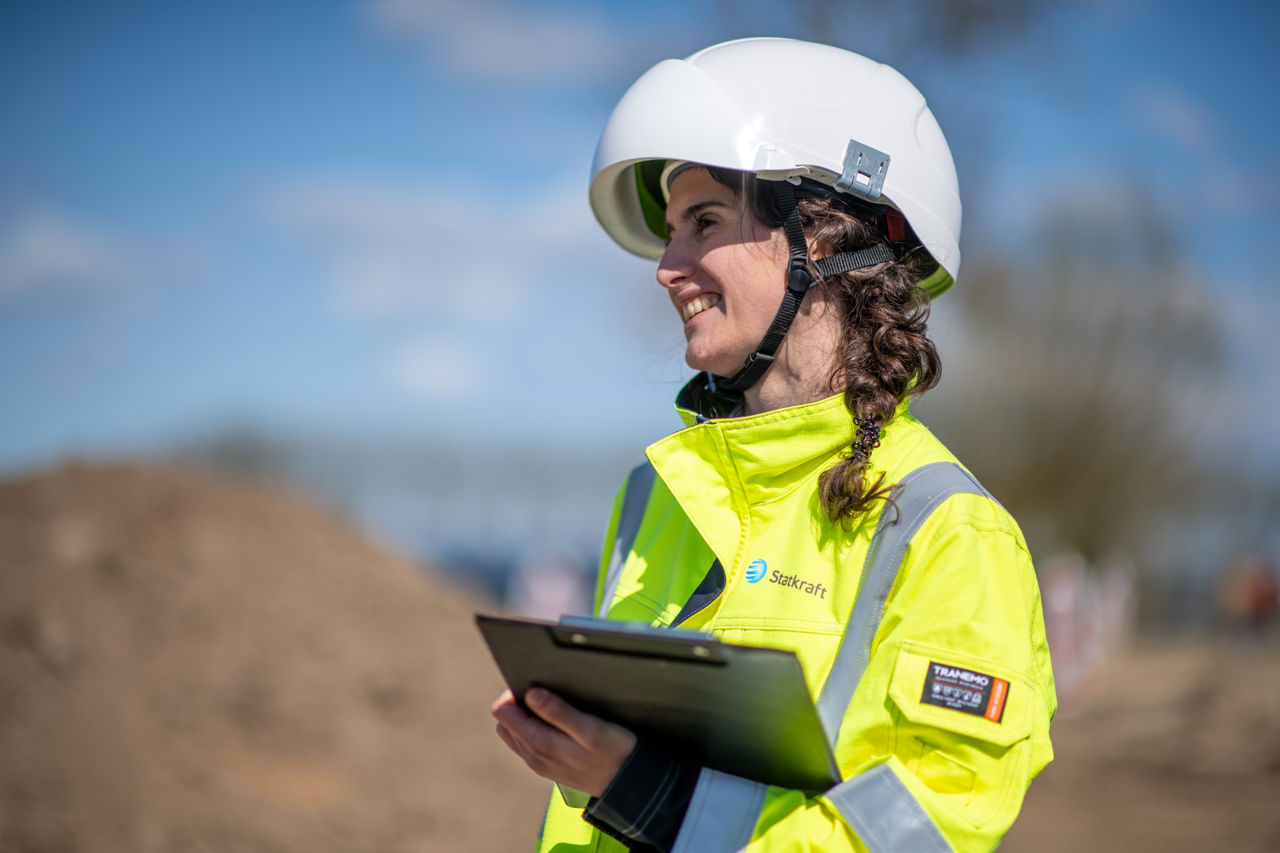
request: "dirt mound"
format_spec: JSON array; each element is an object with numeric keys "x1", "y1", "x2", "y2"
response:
[
  {"x1": 1004, "y1": 638, "x2": 1280, "y2": 852},
  {"x1": 0, "y1": 462, "x2": 548, "y2": 853}
]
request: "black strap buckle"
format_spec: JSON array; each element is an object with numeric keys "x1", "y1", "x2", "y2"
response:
[{"x1": 787, "y1": 259, "x2": 812, "y2": 293}]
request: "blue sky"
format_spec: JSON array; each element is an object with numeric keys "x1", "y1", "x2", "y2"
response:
[{"x1": 2, "y1": 0, "x2": 1278, "y2": 475}]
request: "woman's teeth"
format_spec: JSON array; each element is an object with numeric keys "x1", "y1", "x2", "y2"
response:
[{"x1": 681, "y1": 294, "x2": 721, "y2": 322}]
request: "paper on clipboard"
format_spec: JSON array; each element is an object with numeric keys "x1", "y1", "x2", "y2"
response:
[{"x1": 477, "y1": 613, "x2": 841, "y2": 794}]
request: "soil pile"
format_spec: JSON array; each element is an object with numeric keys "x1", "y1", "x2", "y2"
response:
[
  {"x1": 1004, "y1": 638, "x2": 1280, "y2": 852},
  {"x1": 0, "y1": 462, "x2": 548, "y2": 853}
]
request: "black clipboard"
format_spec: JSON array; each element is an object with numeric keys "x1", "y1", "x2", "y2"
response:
[{"x1": 477, "y1": 613, "x2": 841, "y2": 794}]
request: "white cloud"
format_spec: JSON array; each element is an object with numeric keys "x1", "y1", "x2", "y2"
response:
[
  {"x1": 388, "y1": 336, "x2": 491, "y2": 397},
  {"x1": 363, "y1": 0, "x2": 639, "y2": 84},
  {"x1": 257, "y1": 173, "x2": 631, "y2": 323},
  {"x1": 0, "y1": 209, "x2": 138, "y2": 299},
  {"x1": 1136, "y1": 84, "x2": 1216, "y2": 152}
]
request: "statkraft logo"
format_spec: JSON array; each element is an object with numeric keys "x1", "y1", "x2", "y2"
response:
[
  {"x1": 745, "y1": 559, "x2": 768, "y2": 583},
  {"x1": 768, "y1": 570, "x2": 827, "y2": 599}
]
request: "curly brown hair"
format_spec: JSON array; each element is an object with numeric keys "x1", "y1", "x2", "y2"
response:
[{"x1": 708, "y1": 168, "x2": 942, "y2": 525}]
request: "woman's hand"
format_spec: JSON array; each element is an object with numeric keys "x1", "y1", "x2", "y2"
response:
[{"x1": 491, "y1": 687, "x2": 637, "y2": 797}]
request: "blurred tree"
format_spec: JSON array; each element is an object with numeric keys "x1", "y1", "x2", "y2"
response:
[{"x1": 917, "y1": 184, "x2": 1230, "y2": 566}]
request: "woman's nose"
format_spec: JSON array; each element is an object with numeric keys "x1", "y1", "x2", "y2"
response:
[{"x1": 657, "y1": 241, "x2": 692, "y2": 290}]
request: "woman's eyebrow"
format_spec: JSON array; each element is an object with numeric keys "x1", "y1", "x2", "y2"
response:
[{"x1": 665, "y1": 200, "x2": 730, "y2": 235}]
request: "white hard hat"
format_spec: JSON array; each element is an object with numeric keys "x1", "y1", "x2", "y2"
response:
[{"x1": 589, "y1": 37, "x2": 962, "y2": 297}]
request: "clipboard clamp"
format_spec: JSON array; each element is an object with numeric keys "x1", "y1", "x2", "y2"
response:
[{"x1": 553, "y1": 616, "x2": 726, "y2": 664}]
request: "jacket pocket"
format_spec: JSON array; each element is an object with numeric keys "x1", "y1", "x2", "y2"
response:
[{"x1": 886, "y1": 641, "x2": 1033, "y2": 828}]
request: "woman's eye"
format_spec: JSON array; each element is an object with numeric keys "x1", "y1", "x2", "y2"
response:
[{"x1": 695, "y1": 216, "x2": 717, "y2": 235}]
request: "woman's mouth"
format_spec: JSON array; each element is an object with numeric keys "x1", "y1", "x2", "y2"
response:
[{"x1": 680, "y1": 294, "x2": 721, "y2": 323}]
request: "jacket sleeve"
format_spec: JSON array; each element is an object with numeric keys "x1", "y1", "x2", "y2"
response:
[
  {"x1": 603, "y1": 494, "x2": 1056, "y2": 853},
  {"x1": 583, "y1": 738, "x2": 700, "y2": 850}
]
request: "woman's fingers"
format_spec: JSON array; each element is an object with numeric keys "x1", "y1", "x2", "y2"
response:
[
  {"x1": 492, "y1": 693, "x2": 541, "y2": 746},
  {"x1": 526, "y1": 688, "x2": 637, "y2": 793},
  {"x1": 525, "y1": 688, "x2": 604, "y2": 749},
  {"x1": 489, "y1": 687, "x2": 636, "y2": 797},
  {"x1": 495, "y1": 719, "x2": 523, "y2": 757},
  {"x1": 492, "y1": 690, "x2": 568, "y2": 770},
  {"x1": 490, "y1": 688, "x2": 518, "y2": 715},
  {"x1": 492, "y1": 687, "x2": 603, "y2": 752}
]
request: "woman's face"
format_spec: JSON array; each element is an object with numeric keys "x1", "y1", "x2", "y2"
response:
[{"x1": 658, "y1": 168, "x2": 790, "y2": 378}]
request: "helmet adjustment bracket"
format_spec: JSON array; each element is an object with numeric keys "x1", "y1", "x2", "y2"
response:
[{"x1": 834, "y1": 139, "x2": 890, "y2": 203}]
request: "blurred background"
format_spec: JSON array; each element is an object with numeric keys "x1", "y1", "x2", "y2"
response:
[{"x1": 1, "y1": 1, "x2": 1277, "y2": 851}]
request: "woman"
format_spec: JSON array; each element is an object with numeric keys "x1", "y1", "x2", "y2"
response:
[{"x1": 492, "y1": 37, "x2": 1056, "y2": 852}]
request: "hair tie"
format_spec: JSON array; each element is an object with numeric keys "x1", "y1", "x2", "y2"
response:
[{"x1": 851, "y1": 414, "x2": 882, "y2": 463}]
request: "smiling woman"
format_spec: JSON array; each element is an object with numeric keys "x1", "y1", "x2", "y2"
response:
[{"x1": 491, "y1": 37, "x2": 1056, "y2": 853}]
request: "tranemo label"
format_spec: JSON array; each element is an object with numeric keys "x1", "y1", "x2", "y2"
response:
[{"x1": 921, "y1": 661, "x2": 1009, "y2": 722}]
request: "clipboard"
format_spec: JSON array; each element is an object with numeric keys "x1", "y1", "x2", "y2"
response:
[{"x1": 476, "y1": 613, "x2": 841, "y2": 794}]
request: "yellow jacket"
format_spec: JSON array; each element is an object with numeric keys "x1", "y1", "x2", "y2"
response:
[{"x1": 539, "y1": 390, "x2": 1055, "y2": 852}]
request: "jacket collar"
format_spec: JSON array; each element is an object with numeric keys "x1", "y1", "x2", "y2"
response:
[
  {"x1": 648, "y1": 374, "x2": 923, "y2": 567},
  {"x1": 645, "y1": 376, "x2": 855, "y2": 565}
]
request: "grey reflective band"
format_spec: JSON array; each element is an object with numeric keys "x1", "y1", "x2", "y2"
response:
[
  {"x1": 598, "y1": 461, "x2": 657, "y2": 618},
  {"x1": 671, "y1": 769, "x2": 766, "y2": 853},
  {"x1": 818, "y1": 461, "x2": 988, "y2": 737},
  {"x1": 826, "y1": 764, "x2": 954, "y2": 853}
]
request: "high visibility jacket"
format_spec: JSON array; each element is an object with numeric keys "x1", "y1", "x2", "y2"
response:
[{"x1": 538, "y1": 390, "x2": 1056, "y2": 852}]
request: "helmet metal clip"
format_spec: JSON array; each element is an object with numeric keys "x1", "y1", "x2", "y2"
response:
[{"x1": 834, "y1": 139, "x2": 890, "y2": 202}]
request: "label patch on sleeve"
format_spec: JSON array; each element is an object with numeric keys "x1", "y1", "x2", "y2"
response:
[{"x1": 921, "y1": 661, "x2": 1009, "y2": 722}]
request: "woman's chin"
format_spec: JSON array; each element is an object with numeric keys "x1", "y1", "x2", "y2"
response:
[{"x1": 685, "y1": 351, "x2": 745, "y2": 379}]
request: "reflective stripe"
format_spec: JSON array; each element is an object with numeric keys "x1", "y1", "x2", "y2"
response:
[
  {"x1": 671, "y1": 769, "x2": 766, "y2": 853},
  {"x1": 825, "y1": 763, "x2": 954, "y2": 853},
  {"x1": 817, "y1": 461, "x2": 987, "y2": 738},
  {"x1": 598, "y1": 461, "x2": 657, "y2": 618}
]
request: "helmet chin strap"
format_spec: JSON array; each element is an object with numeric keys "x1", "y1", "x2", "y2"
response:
[{"x1": 710, "y1": 182, "x2": 896, "y2": 394}]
